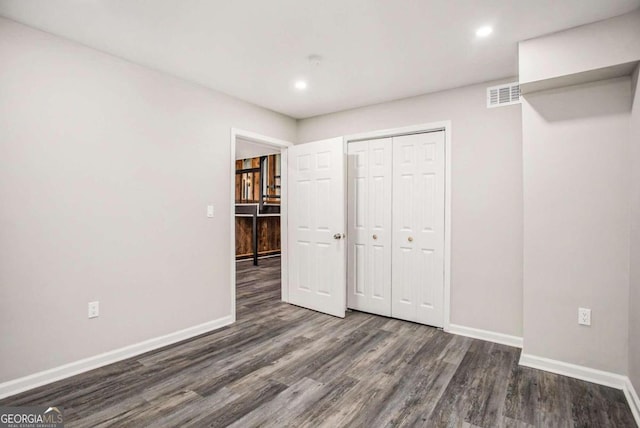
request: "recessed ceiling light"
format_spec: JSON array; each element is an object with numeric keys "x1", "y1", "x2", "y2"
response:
[
  {"x1": 294, "y1": 80, "x2": 308, "y2": 90},
  {"x1": 476, "y1": 26, "x2": 493, "y2": 38}
]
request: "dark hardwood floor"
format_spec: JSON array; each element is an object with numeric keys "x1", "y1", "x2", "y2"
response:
[{"x1": 1, "y1": 256, "x2": 636, "y2": 427}]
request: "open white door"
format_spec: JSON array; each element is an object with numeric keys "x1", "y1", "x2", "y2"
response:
[{"x1": 287, "y1": 137, "x2": 346, "y2": 318}]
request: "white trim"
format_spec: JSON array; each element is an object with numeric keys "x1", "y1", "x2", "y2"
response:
[
  {"x1": 343, "y1": 121, "x2": 452, "y2": 330},
  {"x1": 624, "y1": 377, "x2": 640, "y2": 426},
  {"x1": 232, "y1": 129, "x2": 293, "y2": 149},
  {"x1": 280, "y1": 148, "x2": 289, "y2": 303},
  {"x1": 230, "y1": 129, "x2": 237, "y2": 322},
  {"x1": 230, "y1": 128, "x2": 293, "y2": 313},
  {"x1": 518, "y1": 353, "x2": 627, "y2": 389},
  {"x1": 518, "y1": 354, "x2": 640, "y2": 425},
  {"x1": 447, "y1": 323, "x2": 523, "y2": 348},
  {"x1": 0, "y1": 315, "x2": 233, "y2": 400},
  {"x1": 443, "y1": 124, "x2": 452, "y2": 332},
  {"x1": 342, "y1": 136, "x2": 348, "y2": 312},
  {"x1": 343, "y1": 121, "x2": 450, "y2": 142}
]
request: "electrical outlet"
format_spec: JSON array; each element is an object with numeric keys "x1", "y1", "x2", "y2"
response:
[
  {"x1": 578, "y1": 307, "x2": 591, "y2": 326},
  {"x1": 88, "y1": 301, "x2": 99, "y2": 319}
]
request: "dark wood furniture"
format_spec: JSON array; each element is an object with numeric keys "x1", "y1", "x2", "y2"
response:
[{"x1": 235, "y1": 154, "x2": 281, "y2": 265}]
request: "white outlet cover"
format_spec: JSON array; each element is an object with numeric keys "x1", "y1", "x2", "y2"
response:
[
  {"x1": 88, "y1": 301, "x2": 99, "y2": 319},
  {"x1": 578, "y1": 307, "x2": 591, "y2": 326}
]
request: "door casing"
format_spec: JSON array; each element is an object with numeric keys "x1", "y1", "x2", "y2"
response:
[{"x1": 230, "y1": 128, "x2": 293, "y2": 323}]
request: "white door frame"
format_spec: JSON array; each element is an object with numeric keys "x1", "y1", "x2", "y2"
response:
[
  {"x1": 230, "y1": 128, "x2": 293, "y2": 322},
  {"x1": 343, "y1": 121, "x2": 452, "y2": 331}
]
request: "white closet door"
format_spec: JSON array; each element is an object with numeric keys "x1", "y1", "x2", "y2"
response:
[
  {"x1": 288, "y1": 137, "x2": 346, "y2": 318},
  {"x1": 392, "y1": 131, "x2": 445, "y2": 327},
  {"x1": 347, "y1": 138, "x2": 392, "y2": 316}
]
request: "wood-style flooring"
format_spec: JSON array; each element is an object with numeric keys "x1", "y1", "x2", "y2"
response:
[{"x1": 1, "y1": 256, "x2": 636, "y2": 427}]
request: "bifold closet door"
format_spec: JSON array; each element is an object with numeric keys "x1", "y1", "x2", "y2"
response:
[
  {"x1": 347, "y1": 138, "x2": 392, "y2": 316},
  {"x1": 392, "y1": 131, "x2": 445, "y2": 327}
]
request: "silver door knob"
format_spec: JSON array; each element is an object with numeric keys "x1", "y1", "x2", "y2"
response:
[
  {"x1": 333, "y1": 233, "x2": 343, "y2": 240},
  {"x1": 372, "y1": 234, "x2": 378, "y2": 240},
  {"x1": 408, "y1": 236, "x2": 414, "y2": 242}
]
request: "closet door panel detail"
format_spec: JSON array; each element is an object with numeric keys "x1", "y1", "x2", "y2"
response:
[
  {"x1": 347, "y1": 138, "x2": 392, "y2": 316},
  {"x1": 392, "y1": 131, "x2": 445, "y2": 327}
]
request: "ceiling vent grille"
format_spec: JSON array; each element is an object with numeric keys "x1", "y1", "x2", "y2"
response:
[{"x1": 487, "y1": 82, "x2": 520, "y2": 108}]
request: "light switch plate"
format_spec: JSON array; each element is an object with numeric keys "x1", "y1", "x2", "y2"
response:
[{"x1": 207, "y1": 205, "x2": 214, "y2": 218}]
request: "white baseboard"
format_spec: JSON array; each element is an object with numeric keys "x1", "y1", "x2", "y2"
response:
[
  {"x1": 0, "y1": 315, "x2": 234, "y2": 400},
  {"x1": 519, "y1": 353, "x2": 639, "y2": 426},
  {"x1": 447, "y1": 323, "x2": 523, "y2": 348},
  {"x1": 518, "y1": 353, "x2": 627, "y2": 389},
  {"x1": 623, "y1": 377, "x2": 640, "y2": 426}
]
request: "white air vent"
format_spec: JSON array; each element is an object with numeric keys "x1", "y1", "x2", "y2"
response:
[{"x1": 487, "y1": 82, "x2": 520, "y2": 108}]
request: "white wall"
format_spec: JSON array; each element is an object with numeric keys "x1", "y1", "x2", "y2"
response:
[
  {"x1": 0, "y1": 18, "x2": 296, "y2": 382},
  {"x1": 630, "y1": 67, "x2": 640, "y2": 391},
  {"x1": 298, "y1": 79, "x2": 524, "y2": 337},
  {"x1": 519, "y1": 10, "x2": 640, "y2": 87},
  {"x1": 521, "y1": 77, "x2": 632, "y2": 374},
  {"x1": 519, "y1": 10, "x2": 640, "y2": 377}
]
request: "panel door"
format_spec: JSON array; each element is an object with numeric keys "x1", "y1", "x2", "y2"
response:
[
  {"x1": 391, "y1": 131, "x2": 445, "y2": 327},
  {"x1": 287, "y1": 137, "x2": 346, "y2": 318},
  {"x1": 347, "y1": 138, "x2": 392, "y2": 316}
]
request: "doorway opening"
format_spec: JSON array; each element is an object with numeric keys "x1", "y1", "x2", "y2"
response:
[{"x1": 230, "y1": 129, "x2": 292, "y2": 322}]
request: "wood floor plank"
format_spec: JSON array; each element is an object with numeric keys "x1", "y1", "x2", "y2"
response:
[
  {"x1": 150, "y1": 388, "x2": 239, "y2": 427},
  {"x1": 1, "y1": 256, "x2": 635, "y2": 427},
  {"x1": 189, "y1": 378, "x2": 288, "y2": 427},
  {"x1": 310, "y1": 375, "x2": 392, "y2": 428},
  {"x1": 284, "y1": 376, "x2": 360, "y2": 428},
  {"x1": 227, "y1": 377, "x2": 325, "y2": 428},
  {"x1": 89, "y1": 389, "x2": 200, "y2": 428},
  {"x1": 364, "y1": 332, "x2": 460, "y2": 427},
  {"x1": 193, "y1": 336, "x2": 311, "y2": 397}
]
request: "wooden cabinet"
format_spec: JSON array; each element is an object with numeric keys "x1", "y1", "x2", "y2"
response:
[
  {"x1": 235, "y1": 154, "x2": 281, "y2": 263},
  {"x1": 235, "y1": 216, "x2": 281, "y2": 259}
]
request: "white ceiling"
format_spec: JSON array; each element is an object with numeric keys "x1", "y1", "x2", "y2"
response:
[{"x1": 1, "y1": 0, "x2": 638, "y2": 119}]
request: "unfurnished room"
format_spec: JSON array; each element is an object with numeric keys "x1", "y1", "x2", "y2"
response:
[{"x1": 0, "y1": 1, "x2": 639, "y2": 427}]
